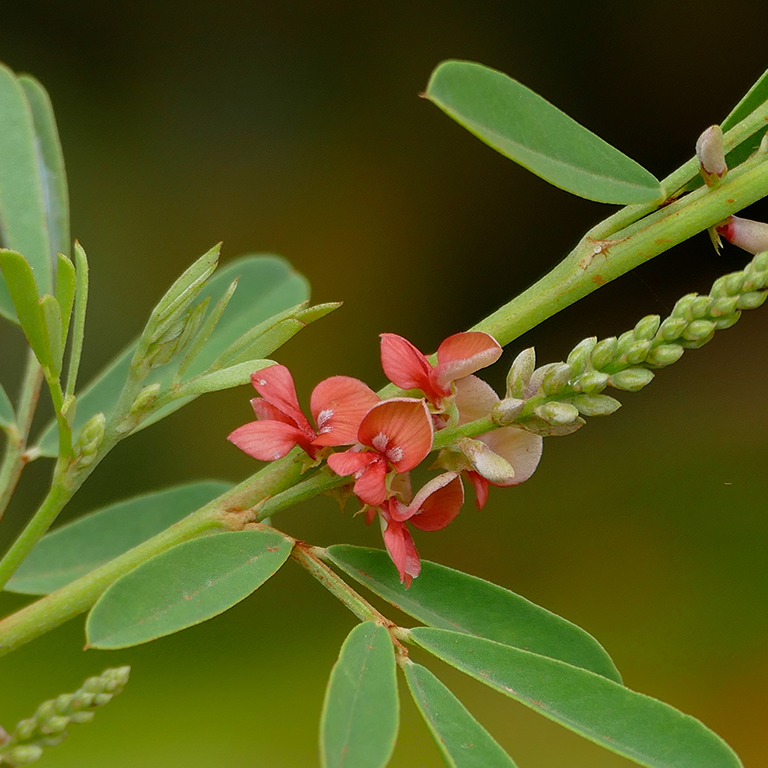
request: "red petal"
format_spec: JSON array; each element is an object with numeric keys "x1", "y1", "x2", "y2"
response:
[
  {"x1": 353, "y1": 456, "x2": 388, "y2": 506},
  {"x1": 380, "y1": 334, "x2": 434, "y2": 393},
  {"x1": 434, "y1": 332, "x2": 502, "y2": 387},
  {"x1": 251, "y1": 398, "x2": 295, "y2": 424},
  {"x1": 310, "y1": 376, "x2": 380, "y2": 446},
  {"x1": 250, "y1": 365, "x2": 314, "y2": 436},
  {"x1": 480, "y1": 427, "x2": 543, "y2": 486},
  {"x1": 467, "y1": 471, "x2": 490, "y2": 510},
  {"x1": 381, "y1": 516, "x2": 421, "y2": 587},
  {"x1": 228, "y1": 420, "x2": 308, "y2": 461},
  {"x1": 327, "y1": 449, "x2": 375, "y2": 477},
  {"x1": 409, "y1": 473, "x2": 464, "y2": 531},
  {"x1": 357, "y1": 398, "x2": 433, "y2": 472}
]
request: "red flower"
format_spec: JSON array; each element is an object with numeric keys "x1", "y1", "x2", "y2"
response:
[
  {"x1": 378, "y1": 472, "x2": 464, "y2": 587},
  {"x1": 228, "y1": 364, "x2": 379, "y2": 461},
  {"x1": 326, "y1": 398, "x2": 434, "y2": 506},
  {"x1": 380, "y1": 331, "x2": 502, "y2": 409}
]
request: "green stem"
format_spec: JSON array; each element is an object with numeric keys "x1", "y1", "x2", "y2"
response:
[{"x1": 291, "y1": 544, "x2": 392, "y2": 626}]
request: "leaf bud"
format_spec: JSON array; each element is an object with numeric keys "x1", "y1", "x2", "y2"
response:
[
  {"x1": 682, "y1": 319, "x2": 716, "y2": 341},
  {"x1": 591, "y1": 337, "x2": 618, "y2": 370},
  {"x1": 492, "y1": 397, "x2": 525, "y2": 426},
  {"x1": 717, "y1": 216, "x2": 768, "y2": 256},
  {"x1": 568, "y1": 393, "x2": 621, "y2": 416},
  {"x1": 566, "y1": 336, "x2": 597, "y2": 375},
  {"x1": 645, "y1": 344, "x2": 684, "y2": 367},
  {"x1": 572, "y1": 370, "x2": 609, "y2": 393},
  {"x1": 737, "y1": 290, "x2": 768, "y2": 310},
  {"x1": 659, "y1": 316, "x2": 688, "y2": 341},
  {"x1": 534, "y1": 401, "x2": 580, "y2": 425},
  {"x1": 624, "y1": 340, "x2": 652, "y2": 365},
  {"x1": 129, "y1": 383, "x2": 162, "y2": 416},
  {"x1": 506, "y1": 347, "x2": 535, "y2": 399},
  {"x1": 696, "y1": 125, "x2": 727, "y2": 186},
  {"x1": 608, "y1": 368, "x2": 654, "y2": 392},
  {"x1": 633, "y1": 314, "x2": 661, "y2": 341},
  {"x1": 709, "y1": 295, "x2": 740, "y2": 317},
  {"x1": 540, "y1": 362, "x2": 572, "y2": 395},
  {"x1": 457, "y1": 438, "x2": 515, "y2": 484}
]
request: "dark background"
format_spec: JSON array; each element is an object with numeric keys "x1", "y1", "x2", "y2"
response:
[{"x1": 1, "y1": 2, "x2": 767, "y2": 766}]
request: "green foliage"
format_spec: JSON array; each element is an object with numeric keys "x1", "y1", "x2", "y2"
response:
[
  {"x1": 326, "y1": 546, "x2": 621, "y2": 682},
  {"x1": 86, "y1": 529, "x2": 294, "y2": 649},
  {"x1": 722, "y1": 66, "x2": 768, "y2": 131},
  {"x1": 425, "y1": 60, "x2": 662, "y2": 204},
  {"x1": 320, "y1": 621, "x2": 399, "y2": 768},
  {"x1": 35, "y1": 255, "x2": 314, "y2": 456},
  {"x1": 0, "y1": 381, "x2": 13, "y2": 429},
  {"x1": 410, "y1": 627, "x2": 743, "y2": 768},
  {"x1": 404, "y1": 662, "x2": 518, "y2": 768},
  {"x1": 6, "y1": 481, "x2": 232, "y2": 595}
]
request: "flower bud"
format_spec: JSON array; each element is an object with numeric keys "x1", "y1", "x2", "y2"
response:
[
  {"x1": 624, "y1": 340, "x2": 652, "y2": 365},
  {"x1": 682, "y1": 319, "x2": 715, "y2": 341},
  {"x1": 39, "y1": 716, "x2": 68, "y2": 736},
  {"x1": 696, "y1": 125, "x2": 727, "y2": 186},
  {"x1": 4, "y1": 744, "x2": 44, "y2": 763},
  {"x1": 68, "y1": 711, "x2": 95, "y2": 725},
  {"x1": 709, "y1": 295, "x2": 740, "y2": 317},
  {"x1": 713, "y1": 312, "x2": 741, "y2": 330},
  {"x1": 74, "y1": 413, "x2": 105, "y2": 467},
  {"x1": 14, "y1": 719, "x2": 37, "y2": 742},
  {"x1": 458, "y1": 438, "x2": 515, "y2": 484},
  {"x1": 534, "y1": 401, "x2": 580, "y2": 426},
  {"x1": 616, "y1": 330, "x2": 636, "y2": 355},
  {"x1": 689, "y1": 295, "x2": 714, "y2": 320},
  {"x1": 573, "y1": 370, "x2": 609, "y2": 394},
  {"x1": 591, "y1": 337, "x2": 618, "y2": 370},
  {"x1": 737, "y1": 290, "x2": 768, "y2": 310},
  {"x1": 753, "y1": 251, "x2": 768, "y2": 271},
  {"x1": 659, "y1": 316, "x2": 687, "y2": 341},
  {"x1": 717, "y1": 216, "x2": 768, "y2": 256},
  {"x1": 129, "y1": 383, "x2": 161, "y2": 416},
  {"x1": 569, "y1": 394, "x2": 621, "y2": 417},
  {"x1": 506, "y1": 347, "x2": 535, "y2": 399},
  {"x1": 671, "y1": 294, "x2": 697, "y2": 319},
  {"x1": 633, "y1": 314, "x2": 661, "y2": 341},
  {"x1": 492, "y1": 397, "x2": 525, "y2": 426},
  {"x1": 540, "y1": 362, "x2": 572, "y2": 395},
  {"x1": 566, "y1": 336, "x2": 597, "y2": 375},
  {"x1": 608, "y1": 368, "x2": 654, "y2": 392},
  {"x1": 645, "y1": 344, "x2": 684, "y2": 367},
  {"x1": 0, "y1": 724, "x2": 9, "y2": 746}
]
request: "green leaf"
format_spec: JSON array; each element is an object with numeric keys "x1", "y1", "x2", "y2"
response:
[
  {"x1": 6, "y1": 481, "x2": 232, "y2": 595},
  {"x1": 18, "y1": 75, "x2": 70, "y2": 258},
  {"x1": 173, "y1": 359, "x2": 273, "y2": 398},
  {"x1": 425, "y1": 60, "x2": 662, "y2": 204},
  {"x1": 0, "y1": 65, "x2": 54, "y2": 321},
  {"x1": 35, "y1": 255, "x2": 310, "y2": 456},
  {"x1": 0, "y1": 249, "x2": 52, "y2": 369},
  {"x1": 86, "y1": 528, "x2": 293, "y2": 649},
  {"x1": 404, "y1": 662, "x2": 518, "y2": 768},
  {"x1": 0, "y1": 381, "x2": 14, "y2": 429},
  {"x1": 410, "y1": 628, "x2": 743, "y2": 768},
  {"x1": 55, "y1": 252, "x2": 76, "y2": 344},
  {"x1": 40, "y1": 294, "x2": 63, "y2": 375},
  {"x1": 722, "y1": 67, "x2": 768, "y2": 131},
  {"x1": 65, "y1": 242, "x2": 89, "y2": 399},
  {"x1": 326, "y1": 546, "x2": 620, "y2": 682},
  {"x1": 320, "y1": 621, "x2": 399, "y2": 768}
]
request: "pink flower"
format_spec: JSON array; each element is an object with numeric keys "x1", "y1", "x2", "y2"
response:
[
  {"x1": 453, "y1": 375, "x2": 543, "y2": 509},
  {"x1": 326, "y1": 398, "x2": 434, "y2": 506},
  {"x1": 228, "y1": 364, "x2": 379, "y2": 461},
  {"x1": 378, "y1": 472, "x2": 464, "y2": 587},
  {"x1": 716, "y1": 216, "x2": 768, "y2": 255},
  {"x1": 380, "y1": 331, "x2": 502, "y2": 410}
]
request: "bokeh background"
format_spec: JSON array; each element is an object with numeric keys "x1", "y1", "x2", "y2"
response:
[{"x1": 1, "y1": 2, "x2": 767, "y2": 766}]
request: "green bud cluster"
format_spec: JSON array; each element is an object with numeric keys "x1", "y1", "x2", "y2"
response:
[
  {"x1": 0, "y1": 667, "x2": 130, "y2": 766},
  {"x1": 495, "y1": 250, "x2": 768, "y2": 435}
]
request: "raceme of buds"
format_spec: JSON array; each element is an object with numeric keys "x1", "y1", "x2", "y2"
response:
[
  {"x1": 717, "y1": 216, "x2": 768, "y2": 256},
  {"x1": 696, "y1": 125, "x2": 727, "y2": 186},
  {"x1": 73, "y1": 413, "x2": 106, "y2": 467}
]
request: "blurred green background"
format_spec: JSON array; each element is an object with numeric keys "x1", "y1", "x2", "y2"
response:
[{"x1": 1, "y1": 1, "x2": 767, "y2": 766}]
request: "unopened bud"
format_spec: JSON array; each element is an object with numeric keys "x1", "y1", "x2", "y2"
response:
[
  {"x1": 75, "y1": 413, "x2": 105, "y2": 466},
  {"x1": 566, "y1": 336, "x2": 597, "y2": 375},
  {"x1": 671, "y1": 294, "x2": 697, "y2": 319},
  {"x1": 130, "y1": 383, "x2": 161, "y2": 416},
  {"x1": 540, "y1": 362, "x2": 572, "y2": 395},
  {"x1": 753, "y1": 251, "x2": 768, "y2": 271},
  {"x1": 492, "y1": 397, "x2": 525, "y2": 426},
  {"x1": 616, "y1": 330, "x2": 635, "y2": 355},
  {"x1": 458, "y1": 438, "x2": 515, "y2": 484},
  {"x1": 39, "y1": 716, "x2": 68, "y2": 736},
  {"x1": 506, "y1": 347, "x2": 535, "y2": 399},
  {"x1": 591, "y1": 337, "x2": 618, "y2": 370},
  {"x1": 709, "y1": 295, "x2": 740, "y2": 317},
  {"x1": 633, "y1": 314, "x2": 661, "y2": 341},
  {"x1": 0, "y1": 724, "x2": 9, "y2": 746},
  {"x1": 696, "y1": 125, "x2": 727, "y2": 186},
  {"x1": 689, "y1": 295, "x2": 714, "y2": 320},
  {"x1": 534, "y1": 401, "x2": 580, "y2": 426},
  {"x1": 646, "y1": 344, "x2": 684, "y2": 367},
  {"x1": 14, "y1": 719, "x2": 37, "y2": 742},
  {"x1": 659, "y1": 316, "x2": 687, "y2": 341},
  {"x1": 683, "y1": 319, "x2": 716, "y2": 341},
  {"x1": 624, "y1": 340, "x2": 652, "y2": 365},
  {"x1": 608, "y1": 368, "x2": 654, "y2": 392},
  {"x1": 737, "y1": 290, "x2": 768, "y2": 310},
  {"x1": 68, "y1": 711, "x2": 95, "y2": 724},
  {"x1": 713, "y1": 312, "x2": 741, "y2": 330},
  {"x1": 4, "y1": 744, "x2": 44, "y2": 763},
  {"x1": 569, "y1": 394, "x2": 621, "y2": 417},
  {"x1": 717, "y1": 216, "x2": 768, "y2": 256},
  {"x1": 573, "y1": 370, "x2": 609, "y2": 394}
]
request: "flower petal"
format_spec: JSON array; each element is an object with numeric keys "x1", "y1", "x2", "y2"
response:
[
  {"x1": 453, "y1": 375, "x2": 499, "y2": 425},
  {"x1": 380, "y1": 333, "x2": 434, "y2": 394},
  {"x1": 327, "y1": 449, "x2": 375, "y2": 477},
  {"x1": 466, "y1": 471, "x2": 490, "y2": 510},
  {"x1": 459, "y1": 437, "x2": 517, "y2": 485},
  {"x1": 250, "y1": 398, "x2": 294, "y2": 424},
  {"x1": 358, "y1": 398, "x2": 434, "y2": 473},
  {"x1": 310, "y1": 376, "x2": 379, "y2": 446},
  {"x1": 409, "y1": 472, "x2": 465, "y2": 532},
  {"x1": 480, "y1": 426, "x2": 543, "y2": 486},
  {"x1": 353, "y1": 455, "x2": 389, "y2": 506},
  {"x1": 434, "y1": 332, "x2": 502, "y2": 387},
  {"x1": 380, "y1": 514, "x2": 421, "y2": 587},
  {"x1": 228, "y1": 420, "x2": 309, "y2": 461},
  {"x1": 250, "y1": 365, "x2": 314, "y2": 436}
]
